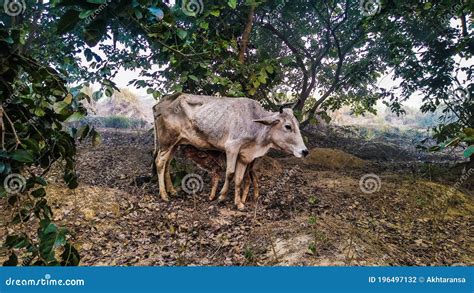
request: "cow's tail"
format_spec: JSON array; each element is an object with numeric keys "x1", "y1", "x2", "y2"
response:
[{"x1": 151, "y1": 105, "x2": 160, "y2": 179}]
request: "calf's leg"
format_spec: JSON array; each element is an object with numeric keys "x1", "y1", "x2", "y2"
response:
[
  {"x1": 209, "y1": 171, "x2": 220, "y2": 201},
  {"x1": 250, "y1": 165, "x2": 260, "y2": 200},
  {"x1": 241, "y1": 168, "x2": 251, "y2": 204},
  {"x1": 233, "y1": 161, "x2": 247, "y2": 210}
]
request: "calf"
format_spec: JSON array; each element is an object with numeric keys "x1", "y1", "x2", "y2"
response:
[{"x1": 180, "y1": 145, "x2": 259, "y2": 203}]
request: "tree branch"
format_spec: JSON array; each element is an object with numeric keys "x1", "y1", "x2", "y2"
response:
[{"x1": 239, "y1": 4, "x2": 255, "y2": 63}]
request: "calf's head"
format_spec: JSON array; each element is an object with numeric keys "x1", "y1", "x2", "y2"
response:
[{"x1": 254, "y1": 108, "x2": 309, "y2": 158}]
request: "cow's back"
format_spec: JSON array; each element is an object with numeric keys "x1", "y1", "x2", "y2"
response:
[{"x1": 179, "y1": 95, "x2": 266, "y2": 144}]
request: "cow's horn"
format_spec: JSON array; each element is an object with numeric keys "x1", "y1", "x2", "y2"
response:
[{"x1": 278, "y1": 102, "x2": 295, "y2": 113}]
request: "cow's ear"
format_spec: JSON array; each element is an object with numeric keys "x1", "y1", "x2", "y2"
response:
[{"x1": 253, "y1": 115, "x2": 280, "y2": 125}]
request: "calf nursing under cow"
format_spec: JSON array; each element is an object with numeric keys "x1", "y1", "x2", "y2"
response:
[{"x1": 153, "y1": 93, "x2": 308, "y2": 210}]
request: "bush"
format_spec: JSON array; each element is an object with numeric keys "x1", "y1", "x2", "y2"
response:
[{"x1": 75, "y1": 116, "x2": 148, "y2": 129}]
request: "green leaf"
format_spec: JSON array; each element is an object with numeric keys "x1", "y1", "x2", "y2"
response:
[
  {"x1": 463, "y1": 146, "x2": 474, "y2": 158},
  {"x1": 188, "y1": 75, "x2": 199, "y2": 82},
  {"x1": 87, "y1": 0, "x2": 107, "y2": 4},
  {"x1": 177, "y1": 29, "x2": 187, "y2": 40},
  {"x1": 265, "y1": 65, "x2": 274, "y2": 74},
  {"x1": 31, "y1": 188, "x2": 46, "y2": 198},
  {"x1": 11, "y1": 150, "x2": 34, "y2": 163},
  {"x1": 199, "y1": 22, "x2": 209, "y2": 30},
  {"x1": 55, "y1": 228, "x2": 68, "y2": 247},
  {"x1": 53, "y1": 101, "x2": 69, "y2": 114},
  {"x1": 79, "y1": 10, "x2": 95, "y2": 19},
  {"x1": 39, "y1": 227, "x2": 57, "y2": 261},
  {"x1": 64, "y1": 112, "x2": 85, "y2": 123},
  {"x1": 228, "y1": 0, "x2": 237, "y2": 9},
  {"x1": 210, "y1": 10, "x2": 220, "y2": 16},
  {"x1": 61, "y1": 242, "x2": 80, "y2": 266}
]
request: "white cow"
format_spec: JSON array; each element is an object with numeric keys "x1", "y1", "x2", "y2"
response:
[{"x1": 153, "y1": 93, "x2": 308, "y2": 210}]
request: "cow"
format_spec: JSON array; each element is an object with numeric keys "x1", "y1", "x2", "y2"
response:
[{"x1": 153, "y1": 93, "x2": 308, "y2": 210}]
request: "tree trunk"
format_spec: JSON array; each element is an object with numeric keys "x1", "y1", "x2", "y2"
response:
[{"x1": 238, "y1": 5, "x2": 255, "y2": 64}]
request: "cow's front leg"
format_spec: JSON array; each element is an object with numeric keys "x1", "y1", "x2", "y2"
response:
[
  {"x1": 218, "y1": 147, "x2": 239, "y2": 202},
  {"x1": 233, "y1": 161, "x2": 247, "y2": 210}
]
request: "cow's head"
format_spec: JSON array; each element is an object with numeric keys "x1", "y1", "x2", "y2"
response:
[{"x1": 254, "y1": 108, "x2": 309, "y2": 158}]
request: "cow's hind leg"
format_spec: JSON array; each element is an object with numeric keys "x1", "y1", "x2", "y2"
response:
[
  {"x1": 217, "y1": 147, "x2": 239, "y2": 202},
  {"x1": 233, "y1": 161, "x2": 247, "y2": 210},
  {"x1": 165, "y1": 152, "x2": 177, "y2": 195},
  {"x1": 156, "y1": 147, "x2": 174, "y2": 201}
]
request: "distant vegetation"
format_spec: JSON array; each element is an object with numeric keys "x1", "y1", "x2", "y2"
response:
[{"x1": 79, "y1": 116, "x2": 149, "y2": 129}]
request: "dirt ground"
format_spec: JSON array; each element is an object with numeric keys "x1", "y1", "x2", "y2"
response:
[{"x1": 2, "y1": 128, "x2": 473, "y2": 266}]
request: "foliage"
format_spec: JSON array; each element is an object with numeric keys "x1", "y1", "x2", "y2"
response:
[
  {"x1": 83, "y1": 116, "x2": 148, "y2": 129},
  {"x1": 0, "y1": 2, "x2": 99, "y2": 265}
]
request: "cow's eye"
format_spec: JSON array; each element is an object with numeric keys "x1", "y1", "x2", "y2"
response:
[{"x1": 285, "y1": 125, "x2": 292, "y2": 131}]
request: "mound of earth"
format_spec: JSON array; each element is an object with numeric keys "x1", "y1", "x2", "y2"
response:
[
  {"x1": 254, "y1": 156, "x2": 283, "y2": 177},
  {"x1": 303, "y1": 148, "x2": 366, "y2": 169}
]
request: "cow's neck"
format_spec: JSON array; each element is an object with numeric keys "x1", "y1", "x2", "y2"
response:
[{"x1": 239, "y1": 128, "x2": 273, "y2": 163}]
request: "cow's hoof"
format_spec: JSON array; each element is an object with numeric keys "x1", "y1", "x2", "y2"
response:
[
  {"x1": 236, "y1": 202, "x2": 245, "y2": 211},
  {"x1": 208, "y1": 195, "x2": 216, "y2": 201},
  {"x1": 168, "y1": 189, "x2": 178, "y2": 196},
  {"x1": 160, "y1": 195, "x2": 169, "y2": 202},
  {"x1": 217, "y1": 195, "x2": 226, "y2": 202}
]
